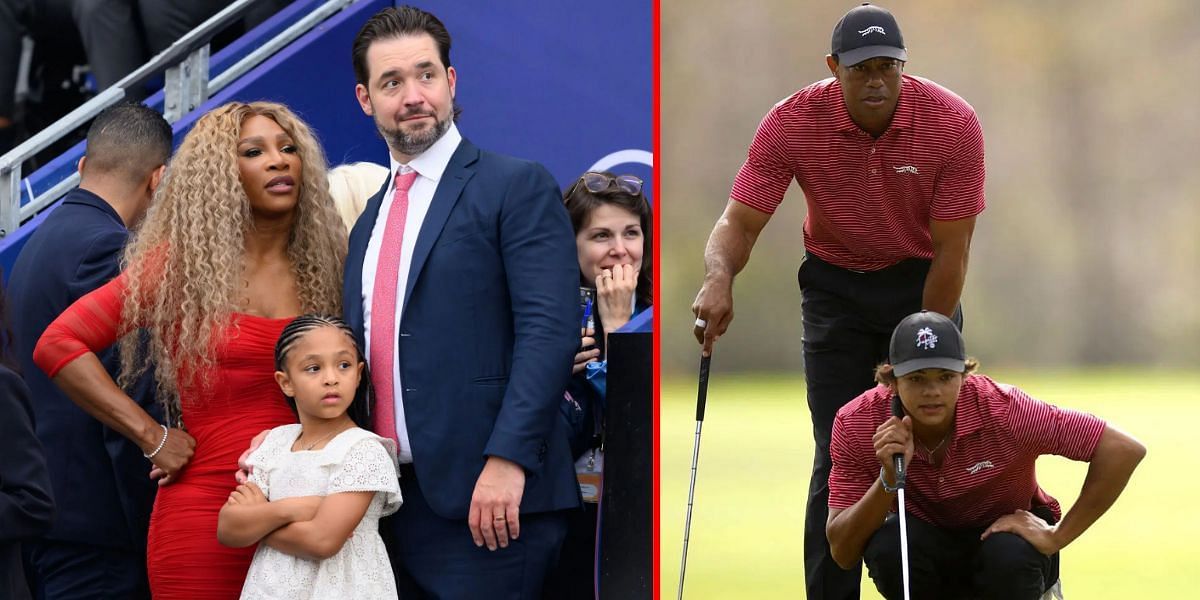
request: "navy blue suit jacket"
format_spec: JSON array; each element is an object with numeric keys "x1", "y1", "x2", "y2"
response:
[
  {"x1": 7, "y1": 189, "x2": 159, "y2": 550},
  {"x1": 343, "y1": 139, "x2": 580, "y2": 519}
]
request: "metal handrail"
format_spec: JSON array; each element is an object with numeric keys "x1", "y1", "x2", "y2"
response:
[
  {"x1": 0, "y1": 0, "x2": 261, "y2": 172},
  {"x1": 0, "y1": 0, "x2": 354, "y2": 238},
  {"x1": 211, "y1": 0, "x2": 354, "y2": 94}
]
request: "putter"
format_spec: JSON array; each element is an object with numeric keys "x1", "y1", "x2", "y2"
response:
[
  {"x1": 896, "y1": 484, "x2": 912, "y2": 600},
  {"x1": 891, "y1": 395, "x2": 912, "y2": 600},
  {"x1": 677, "y1": 353, "x2": 711, "y2": 600}
]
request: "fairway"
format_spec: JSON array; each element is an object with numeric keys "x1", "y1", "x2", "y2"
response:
[{"x1": 660, "y1": 370, "x2": 1194, "y2": 599}]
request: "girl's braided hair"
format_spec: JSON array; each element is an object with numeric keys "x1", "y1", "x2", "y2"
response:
[{"x1": 274, "y1": 314, "x2": 372, "y2": 429}]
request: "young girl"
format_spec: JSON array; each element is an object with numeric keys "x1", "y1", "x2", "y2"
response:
[{"x1": 216, "y1": 315, "x2": 400, "y2": 599}]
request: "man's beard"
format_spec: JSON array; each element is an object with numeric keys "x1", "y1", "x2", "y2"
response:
[{"x1": 378, "y1": 110, "x2": 451, "y2": 157}]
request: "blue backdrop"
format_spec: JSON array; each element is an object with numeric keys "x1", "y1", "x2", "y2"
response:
[{"x1": 2, "y1": 0, "x2": 652, "y2": 279}]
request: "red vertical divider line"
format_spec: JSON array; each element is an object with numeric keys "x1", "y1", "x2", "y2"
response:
[{"x1": 651, "y1": 0, "x2": 662, "y2": 597}]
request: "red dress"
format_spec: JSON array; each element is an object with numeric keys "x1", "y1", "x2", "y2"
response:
[{"x1": 34, "y1": 272, "x2": 297, "y2": 599}]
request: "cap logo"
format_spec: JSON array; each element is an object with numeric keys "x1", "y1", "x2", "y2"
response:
[
  {"x1": 915, "y1": 327, "x2": 938, "y2": 350},
  {"x1": 858, "y1": 26, "x2": 886, "y2": 36}
]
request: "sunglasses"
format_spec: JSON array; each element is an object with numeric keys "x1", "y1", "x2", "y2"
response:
[{"x1": 579, "y1": 172, "x2": 643, "y2": 195}]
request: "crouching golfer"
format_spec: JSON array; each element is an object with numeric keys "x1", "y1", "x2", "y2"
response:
[{"x1": 825, "y1": 311, "x2": 1145, "y2": 599}]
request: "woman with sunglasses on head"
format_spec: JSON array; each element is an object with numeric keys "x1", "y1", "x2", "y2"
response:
[
  {"x1": 572, "y1": 172, "x2": 651, "y2": 354},
  {"x1": 545, "y1": 171, "x2": 651, "y2": 599}
]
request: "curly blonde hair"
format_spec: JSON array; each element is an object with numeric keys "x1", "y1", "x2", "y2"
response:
[{"x1": 117, "y1": 102, "x2": 347, "y2": 422}]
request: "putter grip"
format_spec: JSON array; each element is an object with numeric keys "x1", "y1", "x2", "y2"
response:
[
  {"x1": 696, "y1": 355, "x2": 711, "y2": 421},
  {"x1": 891, "y1": 394, "x2": 906, "y2": 487}
]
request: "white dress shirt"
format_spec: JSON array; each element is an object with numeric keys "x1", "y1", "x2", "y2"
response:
[{"x1": 362, "y1": 123, "x2": 463, "y2": 464}]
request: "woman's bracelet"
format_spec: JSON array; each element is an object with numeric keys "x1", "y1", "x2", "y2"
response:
[{"x1": 144, "y1": 424, "x2": 169, "y2": 459}]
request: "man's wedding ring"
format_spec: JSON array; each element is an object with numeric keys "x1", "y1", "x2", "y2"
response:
[{"x1": 694, "y1": 318, "x2": 707, "y2": 329}]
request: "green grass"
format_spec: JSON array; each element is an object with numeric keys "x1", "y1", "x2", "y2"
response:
[{"x1": 660, "y1": 370, "x2": 1195, "y2": 599}]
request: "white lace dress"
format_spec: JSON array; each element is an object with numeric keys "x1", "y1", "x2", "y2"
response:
[{"x1": 239, "y1": 425, "x2": 402, "y2": 600}]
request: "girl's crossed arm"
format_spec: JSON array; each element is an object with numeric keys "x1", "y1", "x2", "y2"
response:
[
  {"x1": 216, "y1": 482, "x2": 322, "y2": 548},
  {"x1": 260, "y1": 491, "x2": 375, "y2": 560}
]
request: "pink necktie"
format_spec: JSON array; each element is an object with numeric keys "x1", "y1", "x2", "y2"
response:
[{"x1": 370, "y1": 170, "x2": 418, "y2": 446}]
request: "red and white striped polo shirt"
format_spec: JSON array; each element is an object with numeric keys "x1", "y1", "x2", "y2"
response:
[
  {"x1": 731, "y1": 74, "x2": 986, "y2": 272},
  {"x1": 828, "y1": 375, "x2": 1106, "y2": 529}
]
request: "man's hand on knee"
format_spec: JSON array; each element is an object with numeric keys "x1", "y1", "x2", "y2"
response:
[{"x1": 981, "y1": 509, "x2": 1059, "y2": 556}]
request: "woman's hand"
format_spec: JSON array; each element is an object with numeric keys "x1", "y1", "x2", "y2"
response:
[
  {"x1": 146, "y1": 427, "x2": 195, "y2": 486},
  {"x1": 596, "y1": 263, "x2": 638, "y2": 333},
  {"x1": 573, "y1": 327, "x2": 600, "y2": 374}
]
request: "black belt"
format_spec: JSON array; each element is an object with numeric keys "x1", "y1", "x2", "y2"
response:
[{"x1": 804, "y1": 252, "x2": 931, "y2": 284}]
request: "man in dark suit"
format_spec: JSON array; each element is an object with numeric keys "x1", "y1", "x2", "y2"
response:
[
  {"x1": 342, "y1": 7, "x2": 580, "y2": 598},
  {"x1": 7, "y1": 101, "x2": 171, "y2": 600}
]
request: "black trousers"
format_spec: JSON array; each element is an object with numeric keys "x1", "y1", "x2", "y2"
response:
[
  {"x1": 798, "y1": 253, "x2": 961, "y2": 600},
  {"x1": 864, "y1": 512, "x2": 1059, "y2": 600},
  {"x1": 541, "y1": 502, "x2": 597, "y2": 599}
]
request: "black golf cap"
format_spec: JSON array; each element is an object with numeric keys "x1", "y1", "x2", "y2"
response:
[
  {"x1": 890, "y1": 311, "x2": 965, "y2": 377},
  {"x1": 831, "y1": 3, "x2": 907, "y2": 67}
]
